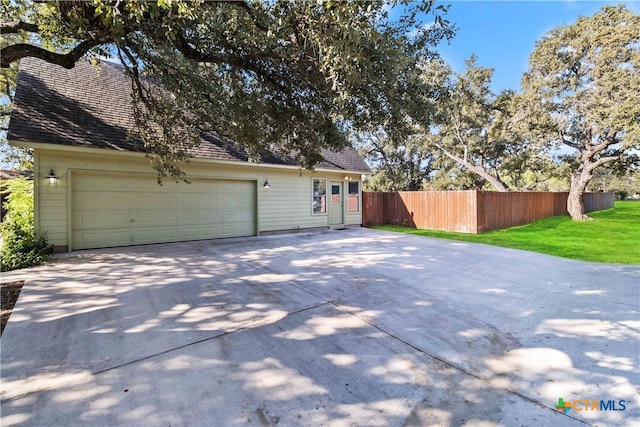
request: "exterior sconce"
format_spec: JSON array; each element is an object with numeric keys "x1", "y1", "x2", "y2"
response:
[
  {"x1": 263, "y1": 180, "x2": 270, "y2": 191},
  {"x1": 46, "y1": 169, "x2": 58, "y2": 185},
  {"x1": 344, "y1": 176, "x2": 352, "y2": 181}
]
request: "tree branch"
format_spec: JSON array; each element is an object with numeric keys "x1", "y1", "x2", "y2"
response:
[
  {"x1": 172, "y1": 32, "x2": 280, "y2": 65},
  {"x1": 0, "y1": 20, "x2": 39, "y2": 34},
  {"x1": 587, "y1": 137, "x2": 619, "y2": 155},
  {"x1": 586, "y1": 155, "x2": 619, "y2": 172},
  {"x1": 117, "y1": 45, "x2": 149, "y2": 104},
  {"x1": 172, "y1": 32, "x2": 233, "y2": 64},
  {"x1": 232, "y1": 0, "x2": 269, "y2": 32},
  {"x1": 3, "y1": 79, "x2": 13, "y2": 103},
  {"x1": 0, "y1": 40, "x2": 103, "y2": 68},
  {"x1": 434, "y1": 142, "x2": 510, "y2": 191},
  {"x1": 172, "y1": 32, "x2": 291, "y2": 96},
  {"x1": 559, "y1": 133, "x2": 582, "y2": 149}
]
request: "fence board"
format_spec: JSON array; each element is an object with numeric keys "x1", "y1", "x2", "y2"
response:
[
  {"x1": 476, "y1": 192, "x2": 568, "y2": 233},
  {"x1": 363, "y1": 191, "x2": 615, "y2": 233},
  {"x1": 583, "y1": 192, "x2": 615, "y2": 213},
  {"x1": 362, "y1": 191, "x2": 385, "y2": 226}
]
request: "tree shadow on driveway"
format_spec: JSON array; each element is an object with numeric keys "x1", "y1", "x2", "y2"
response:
[{"x1": 1, "y1": 229, "x2": 638, "y2": 426}]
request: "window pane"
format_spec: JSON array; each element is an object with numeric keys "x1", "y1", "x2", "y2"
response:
[
  {"x1": 348, "y1": 181, "x2": 359, "y2": 195},
  {"x1": 347, "y1": 181, "x2": 359, "y2": 213},
  {"x1": 313, "y1": 179, "x2": 326, "y2": 214},
  {"x1": 331, "y1": 185, "x2": 341, "y2": 204}
]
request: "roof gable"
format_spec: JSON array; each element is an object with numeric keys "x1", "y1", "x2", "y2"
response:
[{"x1": 8, "y1": 58, "x2": 371, "y2": 173}]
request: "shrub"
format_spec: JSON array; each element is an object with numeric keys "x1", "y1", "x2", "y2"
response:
[{"x1": 1, "y1": 178, "x2": 52, "y2": 271}]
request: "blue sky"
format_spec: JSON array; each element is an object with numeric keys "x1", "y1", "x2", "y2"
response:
[{"x1": 435, "y1": 1, "x2": 640, "y2": 93}]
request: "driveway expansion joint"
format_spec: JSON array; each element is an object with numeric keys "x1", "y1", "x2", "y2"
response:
[
  {"x1": 2, "y1": 300, "x2": 332, "y2": 403},
  {"x1": 2, "y1": 228, "x2": 637, "y2": 426},
  {"x1": 331, "y1": 301, "x2": 593, "y2": 426}
]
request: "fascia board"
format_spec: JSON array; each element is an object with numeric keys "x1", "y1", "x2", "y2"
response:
[{"x1": 10, "y1": 140, "x2": 370, "y2": 175}]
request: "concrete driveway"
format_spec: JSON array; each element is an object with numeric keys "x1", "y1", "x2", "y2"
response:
[{"x1": 1, "y1": 228, "x2": 638, "y2": 426}]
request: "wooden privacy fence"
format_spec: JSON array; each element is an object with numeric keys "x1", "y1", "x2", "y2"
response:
[{"x1": 363, "y1": 191, "x2": 615, "y2": 234}]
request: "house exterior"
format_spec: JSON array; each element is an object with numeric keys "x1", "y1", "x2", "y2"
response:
[{"x1": 8, "y1": 58, "x2": 370, "y2": 252}]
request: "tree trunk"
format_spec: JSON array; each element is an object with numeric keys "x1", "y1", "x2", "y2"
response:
[
  {"x1": 567, "y1": 170, "x2": 591, "y2": 220},
  {"x1": 473, "y1": 168, "x2": 509, "y2": 192},
  {"x1": 566, "y1": 141, "x2": 619, "y2": 220}
]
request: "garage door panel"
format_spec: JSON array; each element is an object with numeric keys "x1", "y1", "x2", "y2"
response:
[
  {"x1": 73, "y1": 192, "x2": 123, "y2": 212},
  {"x1": 221, "y1": 225, "x2": 236, "y2": 235},
  {"x1": 85, "y1": 175, "x2": 148, "y2": 191},
  {"x1": 235, "y1": 224, "x2": 255, "y2": 235},
  {"x1": 160, "y1": 195, "x2": 178, "y2": 209},
  {"x1": 160, "y1": 229, "x2": 178, "y2": 239},
  {"x1": 132, "y1": 229, "x2": 156, "y2": 243},
  {"x1": 133, "y1": 194, "x2": 157, "y2": 210},
  {"x1": 202, "y1": 195, "x2": 217, "y2": 208},
  {"x1": 202, "y1": 226, "x2": 219, "y2": 237},
  {"x1": 72, "y1": 174, "x2": 256, "y2": 250},
  {"x1": 160, "y1": 211, "x2": 178, "y2": 224},
  {"x1": 131, "y1": 212, "x2": 156, "y2": 227},
  {"x1": 183, "y1": 227, "x2": 199, "y2": 238},
  {"x1": 75, "y1": 211, "x2": 131, "y2": 228},
  {"x1": 203, "y1": 211, "x2": 218, "y2": 221},
  {"x1": 182, "y1": 211, "x2": 200, "y2": 223},
  {"x1": 80, "y1": 230, "x2": 130, "y2": 247},
  {"x1": 221, "y1": 194, "x2": 236, "y2": 207},
  {"x1": 183, "y1": 194, "x2": 201, "y2": 208}
]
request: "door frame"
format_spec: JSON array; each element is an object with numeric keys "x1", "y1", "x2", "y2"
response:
[
  {"x1": 329, "y1": 180, "x2": 344, "y2": 229},
  {"x1": 69, "y1": 169, "x2": 258, "y2": 251}
]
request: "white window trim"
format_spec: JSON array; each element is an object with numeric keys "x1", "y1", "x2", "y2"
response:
[
  {"x1": 347, "y1": 180, "x2": 361, "y2": 214},
  {"x1": 311, "y1": 177, "x2": 328, "y2": 215}
]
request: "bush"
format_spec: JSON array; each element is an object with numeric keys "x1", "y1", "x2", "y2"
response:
[
  {"x1": 616, "y1": 191, "x2": 628, "y2": 200},
  {"x1": 1, "y1": 178, "x2": 52, "y2": 271}
]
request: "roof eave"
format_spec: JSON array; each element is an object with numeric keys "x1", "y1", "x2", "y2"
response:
[{"x1": 11, "y1": 140, "x2": 371, "y2": 175}]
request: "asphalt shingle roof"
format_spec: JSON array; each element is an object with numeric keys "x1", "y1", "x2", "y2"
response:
[
  {"x1": 0, "y1": 170, "x2": 33, "y2": 180},
  {"x1": 8, "y1": 57, "x2": 371, "y2": 173}
]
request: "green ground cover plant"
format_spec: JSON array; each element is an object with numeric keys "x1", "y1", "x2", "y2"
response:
[
  {"x1": 1, "y1": 178, "x2": 52, "y2": 271},
  {"x1": 373, "y1": 201, "x2": 639, "y2": 264}
]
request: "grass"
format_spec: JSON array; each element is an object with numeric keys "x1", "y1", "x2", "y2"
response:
[{"x1": 373, "y1": 201, "x2": 640, "y2": 264}]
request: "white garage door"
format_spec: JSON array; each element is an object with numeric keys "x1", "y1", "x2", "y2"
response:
[{"x1": 72, "y1": 173, "x2": 256, "y2": 250}]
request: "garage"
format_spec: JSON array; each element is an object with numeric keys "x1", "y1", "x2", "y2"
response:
[
  {"x1": 71, "y1": 173, "x2": 256, "y2": 250},
  {"x1": 9, "y1": 60, "x2": 370, "y2": 252}
]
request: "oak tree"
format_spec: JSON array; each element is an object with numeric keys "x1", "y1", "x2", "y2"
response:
[
  {"x1": 520, "y1": 5, "x2": 640, "y2": 219},
  {"x1": 1, "y1": 0, "x2": 453, "y2": 179},
  {"x1": 0, "y1": 13, "x2": 31, "y2": 170},
  {"x1": 356, "y1": 130, "x2": 434, "y2": 191},
  {"x1": 417, "y1": 57, "x2": 534, "y2": 192}
]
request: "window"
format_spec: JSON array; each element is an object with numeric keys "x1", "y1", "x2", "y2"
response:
[
  {"x1": 312, "y1": 178, "x2": 326, "y2": 214},
  {"x1": 347, "y1": 181, "x2": 360, "y2": 213}
]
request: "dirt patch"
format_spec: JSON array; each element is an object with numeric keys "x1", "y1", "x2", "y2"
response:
[{"x1": 1, "y1": 281, "x2": 24, "y2": 336}]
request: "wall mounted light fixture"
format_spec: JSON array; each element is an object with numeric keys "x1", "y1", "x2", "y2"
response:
[
  {"x1": 46, "y1": 169, "x2": 58, "y2": 185},
  {"x1": 263, "y1": 180, "x2": 270, "y2": 191},
  {"x1": 344, "y1": 176, "x2": 352, "y2": 181}
]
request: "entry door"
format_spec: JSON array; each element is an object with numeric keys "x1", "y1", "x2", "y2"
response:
[{"x1": 329, "y1": 181, "x2": 344, "y2": 226}]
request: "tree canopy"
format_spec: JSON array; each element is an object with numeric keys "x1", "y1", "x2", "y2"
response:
[
  {"x1": 519, "y1": 4, "x2": 640, "y2": 219},
  {"x1": 356, "y1": 130, "x2": 434, "y2": 191},
  {"x1": 1, "y1": 0, "x2": 454, "y2": 178},
  {"x1": 402, "y1": 56, "x2": 554, "y2": 192},
  {"x1": 358, "y1": 56, "x2": 564, "y2": 193},
  {"x1": 0, "y1": 8, "x2": 31, "y2": 170}
]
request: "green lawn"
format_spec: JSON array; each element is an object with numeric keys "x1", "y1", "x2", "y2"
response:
[{"x1": 372, "y1": 201, "x2": 640, "y2": 264}]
